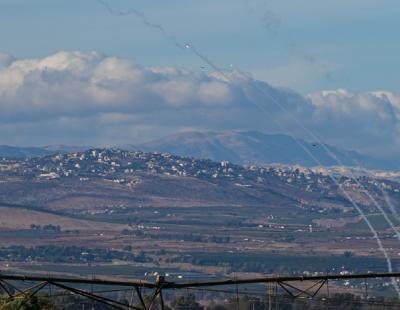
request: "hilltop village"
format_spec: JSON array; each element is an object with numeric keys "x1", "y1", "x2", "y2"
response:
[{"x1": 2, "y1": 149, "x2": 399, "y2": 204}]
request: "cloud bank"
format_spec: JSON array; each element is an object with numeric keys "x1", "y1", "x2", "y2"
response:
[
  {"x1": 0, "y1": 51, "x2": 399, "y2": 158},
  {"x1": 307, "y1": 90, "x2": 400, "y2": 157}
]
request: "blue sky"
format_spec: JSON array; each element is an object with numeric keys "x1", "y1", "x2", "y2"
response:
[
  {"x1": 1, "y1": 0, "x2": 400, "y2": 156},
  {"x1": 1, "y1": 0, "x2": 399, "y2": 94}
]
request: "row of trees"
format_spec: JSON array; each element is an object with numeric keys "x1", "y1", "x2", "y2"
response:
[
  {"x1": 30, "y1": 224, "x2": 62, "y2": 232},
  {"x1": 0, "y1": 245, "x2": 153, "y2": 264}
]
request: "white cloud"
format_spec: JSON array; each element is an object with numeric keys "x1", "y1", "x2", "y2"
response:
[
  {"x1": 0, "y1": 51, "x2": 241, "y2": 121},
  {"x1": 307, "y1": 89, "x2": 400, "y2": 121},
  {"x1": 250, "y1": 61, "x2": 335, "y2": 92},
  {"x1": 0, "y1": 51, "x2": 400, "y2": 159},
  {"x1": 307, "y1": 90, "x2": 400, "y2": 156}
]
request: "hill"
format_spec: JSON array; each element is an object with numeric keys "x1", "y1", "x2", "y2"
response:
[
  {"x1": 2, "y1": 131, "x2": 397, "y2": 171},
  {"x1": 1, "y1": 149, "x2": 400, "y2": 282},
  {"x1": 0, "y1": 145, "x2": 52, "y2": 158},
  {"x1": 1, "y1": 148, "x2": 398, "y2": 213},
  {"x1": 0, "y1": 145, "x2": 88, "y2": 159},
  {"x1": 137, "y1": 131, "x2": 398, "y2": 170}
]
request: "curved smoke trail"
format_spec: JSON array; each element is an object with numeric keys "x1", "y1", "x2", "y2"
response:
[
  {"x1": 96, "y1": 0, "x2": 184, "y2": 50},
  {"x1": 251, "y1": 83, "x2": 400, "y2": 241},
  {"x1": 96, "y1": 0, "x2": 400, "y2": 295},
  {"x1": 380, "y1": 184, "x2": 400, "y2": 222}
]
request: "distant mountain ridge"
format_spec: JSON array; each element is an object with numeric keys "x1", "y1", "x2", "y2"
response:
[
  {"x1": 0, "y1": 145, "x2": 88, "y2": 159},
  {"x1": 2, "y1": 131, "x2": 398, "y2": 170},
  {"x1": 0, "y1": 145, "x2": 52, "y2": 158},
  {"x1": 135, "y1": 130, "x2": 399, "y2": 171}
]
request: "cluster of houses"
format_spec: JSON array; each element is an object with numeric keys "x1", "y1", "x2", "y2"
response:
[{"x1": 1, "y1": 149, "x2": 399, "y2": 206}]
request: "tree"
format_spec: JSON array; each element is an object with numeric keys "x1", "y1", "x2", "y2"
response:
[
  {"x1": 170, "y1": 293, "x2": 203, "y2": 310},
  {"x1": 343, "y1": 251, "x2": 353, "y2": 258},
  {"x1": 0, "y1": 295, "x2": 55, "y2": 310}
]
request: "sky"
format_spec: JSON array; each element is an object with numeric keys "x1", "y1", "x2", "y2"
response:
[
  {"x1": 1, "y1": 0, "x2": 399, "y2": 93},
  {"x1": 0, "y1": 0, "x2": 400, "y2": 158}
]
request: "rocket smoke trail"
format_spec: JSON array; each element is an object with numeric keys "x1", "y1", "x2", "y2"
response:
[
  {"x1": 238, "y1": 77, "x2": 400, "y2": 295},
  {"x1": 380, "y1": 185, "x2": 400, "y2": 222},
  {"x1": 96, "y1": 0, "x2": 232, "y2": 77},
  {"x1": 96, "y1": 0, "x2": 184, "y2": 50},
  {"x1": 248, "y1": 73, "x2": 400, "y2": 241},
  {"x1": 185, "y1": 44, "x2": 231, "y2": 81},
  {"x1": 190, "y1": 41, "x2": 400, "y2": 251},
  {"x1": 97, "y1": 0, "x2": 400, "y2": 295}
]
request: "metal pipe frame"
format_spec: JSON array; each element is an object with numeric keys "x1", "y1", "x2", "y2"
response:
[{"x1": 0, "y1": 271, "x2": 399, "y2": 309}]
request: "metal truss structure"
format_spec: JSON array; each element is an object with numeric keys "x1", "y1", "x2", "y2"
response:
[{"x1": 0, "y1": 272, "x2": 399, "y2": 309}]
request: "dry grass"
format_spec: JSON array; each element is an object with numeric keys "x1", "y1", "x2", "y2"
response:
[{"x1": 0, "y1": 206, "x2": 128, "y2": 231}]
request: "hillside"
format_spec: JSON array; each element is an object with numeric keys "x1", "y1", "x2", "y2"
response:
[
  {"x1": 1, "y1": 148, "x2": 399, "y2": 213},
  {"x1": 137, "y1": 131, "x2": 399, "y2": 170},
  {"x1": 1, "y1": 149, "x2": 400, "y2": 285},
  {"x1": 2, "y1": 131, "x2": 398, "y2": 171}
]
